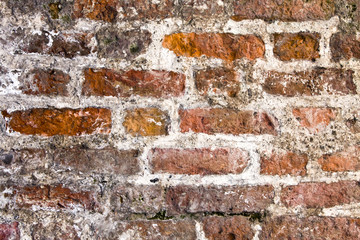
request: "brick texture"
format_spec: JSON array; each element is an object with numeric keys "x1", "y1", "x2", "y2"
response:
[
  {"x1": 292, "y1": 108, "x2": 336, "y2": 133},
  {"x1": 261, "y1": 151, "x2": 308, "y2": 176},
  {"x1": 318, "y1": 146, "x2": 360, "y2": 172}
]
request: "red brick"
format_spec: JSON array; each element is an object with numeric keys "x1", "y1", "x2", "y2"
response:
[
  {"x1": 318, "y1": 146, "x2": 360, "y2": 172},
  {"x1": 53, "y1": 147, "x2": 139, "y2": 175},
  {"x1": 0, "y1": 222, "x2": 20, "y2": 240},
  {"x1": 10, "y1": 185, "x2": 97, "y2": 211},
  {"x1": 194, "y1": 67, "x2": 240, "y2": 97},
  {"x1": 263, "y1": 68, "x2": 356, "y2": 96},
  {"x1": 261, "y1": 216, "x2": 360, "y2": 239},
  {"x1": 260, "y1": 151, "x2": 308, "y2": 176},
  {"x1": 21, "y1": 31, "x2": 94, "y2": 58},
  {"x1": 281, "y1": 181, "x2": 360, "y2": 208},
  {"x1": 21, "y1": 69, "x2": 70, "y2": 96},
  {"x1": 2, "y1": 108, "x2": 111, "y2": 137},
  {"x1": 163, "y1": 33, "x2": 265, "y2": 61},
  {"x1": 82, "y1": 68, "x2": 185, "y2": 98},
  {"x1": 149, "y1": 148, "x2": 249, "y2": 175},
  {"x1": 330, "y1": 33, "x2": 360, "y2": 61},
  {"x1": 123, "y1": 108, "x2": 168, "y2": 136},
  {"x1": 232, "y1": 0, "x2": 335, "y2": 21},
  {"x1": 179, "y1": 108, "x2": 278, "y2": 135},
  {"x1": 273, "y1": 33, "x2": 320, "y2": 61},
  {"x1": 165, "y1": 185, "x2": 274, "y2": 214},
  {"x1": 73, "y1": 0, "x2": 117, "y2": 22},
  {"x1": 293, "y1": 108, "x2": 336, "y2": 133},
  {"x1": 203, "y1": 216, "x2": 254, "y2": 240}
]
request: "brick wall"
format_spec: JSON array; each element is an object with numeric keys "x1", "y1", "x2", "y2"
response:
[{"x1": 0, "y1": 0, "x2": 359, "y2": 239}]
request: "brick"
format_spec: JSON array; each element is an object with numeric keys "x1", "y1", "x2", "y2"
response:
[
  {"x1": 0, "y1": 222, "x2": 20, "y2": 240},
  {"x1": 163, "y1": 33, "x2": 265, "y2": 61},
  {"x1": 20, "y1": 69, "x2": 70, "y2": 96},
  {"x1": 293, "y1": 108, "x2": 336, "y2": 133},
  {"x1": 165, "y1": 185, "x2": 274, "y2": 214},
  {"x1": 330, "y1": 33, "x2": 360, "y2": 61},
  {"x1": 96, "y1": 28, "x2": 151, "y2": 60},
  {"x1": 82, "y1": 68, "x2": 185, "y2": 98},
  {"x1": 273, "y1": 33, "x2": 320, "y2": 61},
  {"x1": 2, "y1": 108, "x2": 111, "y2": 137},
  {"x1": 263, "y1": 68, "x2": 356, "y2": 96},
  {"x1": 180, "y1": 0, "x2": 226, "y2": 21},
  {"x1": 110, "y1": 184, "x2": 164, "y2": 214},
  {"x1": 260, "y1": 151, "x2": 308, "y2": 176},
  {"x1": 149, "y1": 148, "x2": 249, "y2": 175},
  {"x1": 123, "y1": 108, "x2": 168, "y2": 136},
  {"x1": 261, "y1": 216, "x2": 360, "y2": 239},
  {"x1": 53, "y1": 147, "x2": 139, "y2": 175},
  {"x1": 194, "y1": 67, "x2": 240, "y2": 97},
  {"x1": 0, "y1": 149, "x2": 47, "y2": 173},
  {"x1": 8, "y1": 185, "x2": 97, "y2": 211},
  {"x1": 31, "y1": 221, "x2": 80, "y2": 240},
  {"x1": 318, "y1": 146, "x2": 360, "y2": 172},
  {"x1": 179, "y1": 108, "x2": 278, "y2": 135},
  {"x1": 203, "y1": 216, "x2": 254, "y2": 240},
  {"x1": 346, "y1": 111, "x2": 360, "y2": 133},
  {"x1": 232, "y1": 0, "x2": 335, "y2": 21},
  {"x1": 281, "y1": 181, "x2": 360, "y2": 208},
  {"x1": 73, "y1": 0, "x2": 117, "y2": 22},
  {"x1": 21, "y1": 31, "x2": 93, "y2": 58}
]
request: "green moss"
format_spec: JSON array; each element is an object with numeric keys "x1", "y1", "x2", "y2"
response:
[
  {"x1": 130, "y1": 42, "x2": 140, "y2": 54},
  {"x1": 49, "y1": 2, "x2": 61, "y2": 19}
]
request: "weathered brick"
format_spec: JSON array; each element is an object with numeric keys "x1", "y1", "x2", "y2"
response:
[
  {"x1": 318, "y1": 146, "x2": 360, "y2": 172},
  {"x1": 2, "y1": 108, "x2": 111, "y2": 136},
  {"x1": 180, "y1": 0, "x2": 226, "y2": 21},
  {"x1": 21, "y1": 31, "x2": 94, "y2": 58},
  {"x1": 149, "y1": 148, "x2": 249, "y2": 175},
  {"x1": 260, "y1": 151, "x2": 308, "y2": 176},
  {"x1": 194, "y1": 67, "x2": 240, "y2": 97},
  {"x1": 261, "y1": 216, "x2": 360, "y2": 239},
  {"x1": 179, "y1": 108, "x2": 278, "y2": 135},
  {"x1": 110, "y1": 184, "x2": 164, "y2": 214},
  {"x1": 165, "y1": 185, "x2": 274, "y2": 214},
  {"x1": 163, "y1": 33, "x2": 265, "y2": 61},
  {"x1": 0, "y1": 222, "x2": 20, "y2": 240},
  {"x1": 293, "y1": 108, "x2": 336, "y2": 133},
  {"x1": 123, "y1": 108, "x2": 168, "y2": 136},
  {"x1": 82, "y1": 68, "x2": 185, "y2": 98},
  {"x1": 263, "y1": 68, "x2": 356, "y2": 96},
  {"x1": 20, "y1": 69, "x2": 70, "y2": 96},
  {"x1": 281, "y1": 181, "x2": 360, "y2": 208},
  {"x1": 96, "y1": 28, "x2": 151, "y2": 60},
  {"x1": 232, "y1": 0, "x2": 335, "y2": 21},
  {"x1": 0, "y1": 149, "x2": 47, "y2": 174},
  {"x1": 346, "y1": 111, "x2": 360, "y2": 133},
  {"x1": 273, "y1": 33, "x2": 320, "y2": 61},
  {"x1": 53, "y1": 147, "x2": 139, "y2": 175},
  {"x1": 330, "y1": 33, "x2": 360, "y2": 61},
  {"x1": 203, "y1": 216, "x2": 254, "y2": 240},
  {"x1": 73, "y1": 0, "x2": 117, "y2": 22},
  {"x1": 31, "y1": 221, "x2": 80, "y2": 240}
]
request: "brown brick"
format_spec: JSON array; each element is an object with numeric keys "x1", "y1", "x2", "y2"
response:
[
  {"x1": 163, "y1": 33, "x2": 265, "y2": 61},
  {"x1": 21, "y1": 69, "x2": 70, "y2": 96},
  {"x1": 346, "y1": 111, "x2": 360, "y2": 133},
  {"x1": 21, "y1": 31, "x2": 93, "y2": 58},
  {"x1": 165, "y1": 185, "x2": 274, "y2": 214},
  {"x1": 203, "y1": 216, "x2": 254, "y2": 240},
  {"x1": 261, "y1": 216, "x2": 360, "y2": 239},
  {"x1": 260, "y1": 151, "x2": 308, "y2": 176},
  {"x1": 281, "y1": 181, "x2": 360, "y2": 208},
  {"x1": 232, "y1": 0, "x2": 335, "y2": 21},
  {"x1": 123, "y1": 108, "x2": 168, "y2": 136},
  {"x1": 180, "y1": 0, "x2": 226, "y2": 21},
  {"x1": 194, "y1": 67, "x2": 240, "y2": 97},
  {"x1": 0, "y1": 222, "x2": 20, "y2": 240},
  {"x1": 53, "y1": 147, "x2": 139, "y2": 175},
  {"x1": 9, "y1": 185, "x2": 97, "y2": 211},
  {"x1": 150, "y1": 148, "x2": 249, "y2": 175},
  {"x1": 0, "y1": 149, "x2": 47, "y2": 174},
  {"x1": 2, "y1": 108, "x2": 111, "y2": 137},
  {"x1": 179, "y1": 108, "x2": 278, "y2": 135},
  {"x1": 318, "y1": 146, "x2": 360, "y2": 172},
  {"x1": 263, "y1": 68, "x2": 356, "y2": 96},
  {"x1": 273, "y1": 33, "x2": 320, "y2": 61},
  {"x1": 32, "y1": 222, "x2": 80, "y2": 240},
  {"x1": 293, "y1": 108, "x2": 336, "y2": 133},
  {"x1": 82, "y1": 68, "x2": 185, "y2": 98},
  {"x1": 73, "y1": 0, "x2": 117, "y2": 22},
  {"x1": 330, "y1": 33, "x2": 360, "y2": 61}
]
